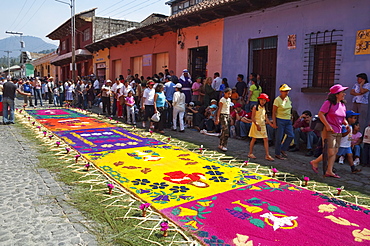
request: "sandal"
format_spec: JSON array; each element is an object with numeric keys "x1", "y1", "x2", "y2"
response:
[
  {"x1": 248, "y1": 154, "x2": 257, "y2": 159},
  {"x1": 265, "y1": 156, "x2": 274, "y2": 161},
  {"x1": 275, "y1": 155, "x2": 286, "y2": 160},
  {"x1": 281, "y1": 151, "x2": 288, "y2": 158},
  {"x1": 309, "y1": 161, "x2": 318, "y2": 174},
  {"x1": 324, "y1": 173, "x2": 340, "y2": 178}
]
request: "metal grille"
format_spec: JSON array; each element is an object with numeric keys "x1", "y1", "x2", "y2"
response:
[{"x1": 303, "y1": 29, "x2": 343, "y2": 88}]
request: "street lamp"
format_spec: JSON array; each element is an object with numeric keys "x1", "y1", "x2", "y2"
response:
[
  {"x1": 5, "y1": 31, "x2": 23, "y2": 77},
  {"x1": 55, "y1": 0, "x2": 76, "y2": 81}
]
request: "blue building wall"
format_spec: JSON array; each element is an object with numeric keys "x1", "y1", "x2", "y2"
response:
[{"x1": 222, "y1": 0, "x2": 370, "y2": 115}]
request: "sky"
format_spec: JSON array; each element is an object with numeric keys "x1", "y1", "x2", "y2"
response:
[{"x1": 1, "y1": 0, "x2": 170, "y2": 45}]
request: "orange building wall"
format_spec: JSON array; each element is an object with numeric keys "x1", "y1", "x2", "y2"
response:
[
  {"x1": 109, "y1": 32, "x2": 177, "y2": 79},
  {"x1": 176, "y1": 19, "x2": 224, "y2": 77}
]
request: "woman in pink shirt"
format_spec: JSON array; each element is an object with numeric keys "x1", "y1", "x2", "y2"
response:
[
  {"x1": 310, "y1": 84, "x2": 348, "y2": 178},
  {"x1": 191, "y1": 77, "x2": 202, "y2": 102}
]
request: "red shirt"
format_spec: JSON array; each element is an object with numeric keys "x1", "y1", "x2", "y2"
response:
[{"x1": 231, "y1": 109, "x2": 246, "y2": 119}]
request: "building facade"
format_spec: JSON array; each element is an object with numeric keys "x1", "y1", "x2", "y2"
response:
[{"x1": 222, "y1": 0, "x2": 370, "y2": 114}]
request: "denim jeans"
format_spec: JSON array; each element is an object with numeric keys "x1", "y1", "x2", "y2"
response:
[
  {"x1": 239, "y1": 121, "x2": 252, "y2": 137},
  {"x1": 0, "y1": 94, "x2": 3, "y2": 102},
  {"x1": 34, "y1": 89, "x2": 43, "y2": 106},
  {"x1": 294, "y1": 128, "x2": 319, "y2": 150},
  {"x1": 275, "y1": 118, "x2": 294, "y2": 155},
  {"x1": 352, "y1": 145, "x2": 361, "y2": 158},
  {"x1": 362, "y1": 143, "x2": 370, "y2": 166},
  {"x1": 2, "y1": 97, "x2": 15, "y2": 123},
  {"x1": 53, "y1": 95, "x2": 60, "y2": 107}
]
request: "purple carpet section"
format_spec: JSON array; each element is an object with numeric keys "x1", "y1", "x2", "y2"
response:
[
  {"x1": 54, "y1": 127, "x2": 165, "y2": 153},
  {"x1": 27, "y1": 109, "x2": 87, "y2": 119}
]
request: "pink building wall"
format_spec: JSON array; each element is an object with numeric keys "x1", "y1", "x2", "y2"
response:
[
  {"x1": 109, "y1": 32, "x2": 177, "y2": 79},
  {"x1": 176, "y1": 19, "x2": 224, "y2": 77}
]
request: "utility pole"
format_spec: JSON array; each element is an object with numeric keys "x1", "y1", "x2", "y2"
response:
[
  {"x1": 5, "y1": 31, "x2": 24, "y2": 77},
  {"x1": 55, "y1": 0, "x2": 75, "y2": 81},
  {"x1": 4, "y1": 50, "x2": 12, "y2": 76}
]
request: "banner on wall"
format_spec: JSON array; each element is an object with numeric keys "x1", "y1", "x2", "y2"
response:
[
  {"x1": 143, "y1": 54, "x2": 152, "y2": 66},
  {"x1": 355, "y1": 29, "x2": 370, "y2": 55},
  {"x1": 288, "y1": 34, "x2": 296, "y2": 50}
]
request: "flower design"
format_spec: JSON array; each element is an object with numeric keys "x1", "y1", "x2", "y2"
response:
[
  {"x1": 152, "y1": 195, "x2": 170, "y2": 202},
  {"x1": 209, "y1": 176, "x2": 229, "y2": 182},
  {"x1": 233, "y1": 233, "x2": 254, "y2": 246},
  {"x1": 114, "y1": 143, "x2": 127, "y2": 146},
  {"x1": 149, "y1": 182, "x2": 169, "y2": 189},
  {"x1": 131, "y1": 179, "x2": 151, "y2": 186},
  {"x1": 318, "y1": 204, "x2": 338, "y2": 213},
  {"x1": 102, "y1": 132, "x2": 114, "y2": 135},
  {"x1": 205, "y1": 170, "x2": 224, "y2": 176},
  {"x1": 91, "y1": 133, "x2": 102, "y2": 136},
  {"x1": 169, "y1": 186, "x2": 190, "y2": 193},
  {"x1": 127, "y1": 142, "x2": 139, "y2": 145},
  {"x1": 204, "y1": 235, "x2": 225, "y2": 245},
  {"x1": 80, "y1": 133, "x2": 91, "y2": 137},
  {"x1": 185, "y1": 220, "x2": 198, "y2": 229},
  {"x1": 172, "y1": 207, "x2": 198, "y2": 216},
  {"x1": 203, "y1": 165, "x2": 220, "y2": 170},
  {"x1": 101, "y1": 144, "x2": 114, "y2": 148},
  {"x1": 265, "y1": 181, "x2": 281, "y2": 188},
  {"x1": 198, "y1": 201, "x2": 212, "y2": 207},
  {"x1": 353, "y1": 228, "x2": 370, "y2": 242}
]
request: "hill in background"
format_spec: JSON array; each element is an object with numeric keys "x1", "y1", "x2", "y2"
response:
[{"x1": 0, "y1": 36, "x2": 57, "y2": 58}]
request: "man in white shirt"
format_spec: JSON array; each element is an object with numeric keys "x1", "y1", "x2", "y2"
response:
[
  {"x1": 212, "y1": 72, "x2": 222, "y2": 100},
  {"x1": 111, "y1": 79, "x2": 123, "y2": 117},
  {"x1": 141, "y1": 80, "x2": 155, "y2": 128}
]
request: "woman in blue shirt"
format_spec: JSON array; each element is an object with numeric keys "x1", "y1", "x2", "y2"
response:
[{"x1": 154, "y1": 84, "x2": 169, "y2": 134}]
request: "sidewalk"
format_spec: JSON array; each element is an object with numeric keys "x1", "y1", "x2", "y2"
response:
[
  {"x1": 89, "y1": 105, "x2": 370, "y2": 196},
  {"x1": 0, "y1": 100, "x2": 97, "y2": 245}
]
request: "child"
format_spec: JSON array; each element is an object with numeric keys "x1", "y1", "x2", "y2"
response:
[
  {"x1": 248, "y1": 93, "x2": 274, "y2": 161},
  {"x1": 186, "y1": 102, "x2": 195, "y2": 128},
  {"x1": 53, "y1": 86, "x2": 60, "y2": 107},
  {"x1": 215, "y1": 88, "x2": 232, "y2": 151},
  {"x1": 336, "y1": 111, "x2": 361, "y2": 173},
  {"x1": 351, "y1": 122, "x2": 362, "y2": 166},
  {"x1": 362, "y1": 123, "x2": 370, "y2": 166},
  {"x1": 125, "y1": 90, "x2": 136, "y2": 124}
]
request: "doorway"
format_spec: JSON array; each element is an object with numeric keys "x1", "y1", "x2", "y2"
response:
[
  {"x1": 249, "y1": 36, "x2": 277, "y2": 111},
  {"x1": 188, "y1": 46, "x2": 208, "y2": 78}
]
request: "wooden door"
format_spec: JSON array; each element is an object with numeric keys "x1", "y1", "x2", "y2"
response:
[
  {"x1": 188, "y1": 46, "x2": 208, "y2": 79},
  {"x1": 155, "y1": 52, "x2": 169, "y2": 74},
  {"x1": 250, "y1": 36, "x2": 277, "y2": 112}
]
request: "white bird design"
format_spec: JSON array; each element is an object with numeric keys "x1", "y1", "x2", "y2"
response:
[{"x1": 260, "y1": 212, "x2": 298, "y2": 231}]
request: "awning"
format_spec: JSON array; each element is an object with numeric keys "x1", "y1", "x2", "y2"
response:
[{"x1": 51, "y1": 49, "x2": 93, "y2": 66}]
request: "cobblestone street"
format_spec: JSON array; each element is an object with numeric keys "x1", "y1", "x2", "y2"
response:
[{"x1": 0, "y1": 119, "x2": 97, "y2": 246}]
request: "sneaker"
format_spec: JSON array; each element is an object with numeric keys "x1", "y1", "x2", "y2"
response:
[
  {"x1": 142, "y1": 122, "x2": 146, "y2": 128},
  {"x1": 339, "y1": 156, "x2": 344, "y2": 164},
  {"x1": 354, "y1": 158, "x2": 360, "y2": 166},
  {"x1": 221, "y1": 146, "x2": 227, "y2": 151}
]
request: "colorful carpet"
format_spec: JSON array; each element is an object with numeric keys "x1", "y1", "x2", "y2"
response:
[{"x1": 26, "y1": 108, "x2": 370, "y2": 245}]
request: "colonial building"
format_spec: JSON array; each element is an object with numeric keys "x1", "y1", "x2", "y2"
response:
[
  {"x1": 31, "y1": 51, "x2": 59, "y2": 79},
  {"x1": 47, "y1": 8, "x2": 140, "y2": 81}
]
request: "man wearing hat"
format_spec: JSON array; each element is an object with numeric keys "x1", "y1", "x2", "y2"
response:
[
  {"x1": 47, "y1": 77, "x2": 55, "y2": 105},
  {"x1": 350, "y1": 73, "x2": 369, "y2": 132},
  {"x1": 179, "y1": 69, "x2": 192, "y2": 104},
  {"x1": 2, "y1": 78, "x2": 31, "y2": 124}
]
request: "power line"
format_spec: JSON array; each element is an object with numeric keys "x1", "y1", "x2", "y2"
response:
[
  {"x1": 102, "y1": 0, "x2": 137, "y2": 17},
  {"x1": 17, "y1": 0, "x2": 48, "y2": 32},
  {"x1": 111, "y1": 0, "x2": 164, "y2": 19},
  {"x1": 98, "y1": 0, "x2": 125, "y2": 15},
  {"x1": 7, "y1": 0, "x2": 28, "y2": 30},
  {"x1": 12, "y1": 0, "x2": 37, "y2": 30}
]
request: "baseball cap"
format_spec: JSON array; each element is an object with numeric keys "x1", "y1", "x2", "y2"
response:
[
  {"x1": 346, "y1": 110, "x2": 360, "y2": 118},
  {"x1": 174, "y1": 83, "x2": 182, "y2": 88}
]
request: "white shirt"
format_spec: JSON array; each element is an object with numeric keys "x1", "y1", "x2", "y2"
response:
[
  {"x1": 93, "y1": 80, "x2": 100, "y2": 89},
  {"x1": 340, "y1": 126, "x2": 352, "y2": 148},
  {"x1": 219, "y1": 97, "x2": 231, "y2": 114},
  {"x1": 173, "y1": 91, "x2": 186, "y2": 111},
  {"x1": 143, "y1": 87, "x2": 155, "y2": 105},
  {"x1": 352, "y1": 83, "x2": 370, "y2": 104},
  {"x1": 212, "y1": 77, "x2": 222, "y2": 91},
  {"x1": 364, "y1": 126, "x2": 370, "y2": 144},
  {"x1": 111, "y1": 82, "x2": 123, "y2": 97},
  {"x1": 120, "y1": 84, "x2": 133, "y2": 97}
]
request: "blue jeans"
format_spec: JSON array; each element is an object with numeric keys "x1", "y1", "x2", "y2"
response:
[
  {"x1": 275, "y1": 118, "x2": 294, "y2": 155},
  {"x1": 0, "y1": 95, "x2": 2, "y2": 102},
  {"x1": 239, "y1": 121, "x2": 252, "y2": 137},
  {"x1": 34, "y1": 89, "x2": 43, "y2": 106},
  {"x1": 294, "y1": 128, "x2": 319, "y2": 150},
  {"x1": 352, "y1": 145, "x2": 361, "y2": 158},
  {"x1": 54, "y1": 94, "x2": 60, "y2": 107},
  {"x1": 2, "y1": 97, "x2": 15, "y2": 123}
]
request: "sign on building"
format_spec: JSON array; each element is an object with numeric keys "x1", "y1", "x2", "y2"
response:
[{"x1": 355, "y1": 29, "x2": 370, "y2": 55}]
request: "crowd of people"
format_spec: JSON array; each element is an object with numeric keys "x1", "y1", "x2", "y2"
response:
[{"x1": 1, "y1": 70, "x2": 369, "y2": 178}]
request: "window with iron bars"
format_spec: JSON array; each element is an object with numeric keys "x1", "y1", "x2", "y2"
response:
[{"x1": 302, "y1": 29, "x2": 342, "y2": 93}]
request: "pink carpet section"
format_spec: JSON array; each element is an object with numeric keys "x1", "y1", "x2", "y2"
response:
[{"x1": 162, "y1": 179, "x2": 370, "y2": 245}]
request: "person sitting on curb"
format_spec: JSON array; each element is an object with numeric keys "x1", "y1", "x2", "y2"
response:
[
  {"x1": 290, "y1": 110, "x2": 319, "y2": 156},
  {"x1": 230, "y1": 103, "x2": 246, "y2": 138}
]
